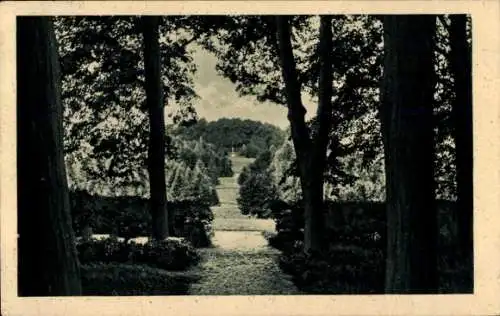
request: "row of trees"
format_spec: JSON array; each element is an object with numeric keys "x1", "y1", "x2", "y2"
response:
[
  {"x1": 67, "y1": 158, "x2": 219, "y2": 206},
  {"x1": 171, "y1": 135, "x2": 234, "y2": 183}
]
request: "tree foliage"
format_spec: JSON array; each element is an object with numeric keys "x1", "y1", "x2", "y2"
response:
[
  {"x1": 205, "y1": 15, "x2": 466, "y2": 205},
  {"x1": 55, "y1": 16, "x2": 199, "y2": 187},
  {"x1": 68, "y1": 151, "x2": 219, "y2": 207},
  {"x1": 171, "y1": 135, "x2": 234, "y2": 183},
  {"x1": 204, "y1": 15, "x2": 383, "y2": 159},
  {"x1": 262, "y1": 131, "x2": 385, "y2": 206},
  {"x1": 237, "y1": 150, "x2": 279, "y2": 218},
  {"x1": 202, "y1": 16, "x2": 385, "y2": 253}
]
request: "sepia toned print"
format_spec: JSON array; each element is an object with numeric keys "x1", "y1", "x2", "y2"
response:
[
  {"x1": 2, "y1": 2, "x2": 500, "y2": 316},
  {"x1": 16, "y1": 12, "x2": 473, "y2": 296}
]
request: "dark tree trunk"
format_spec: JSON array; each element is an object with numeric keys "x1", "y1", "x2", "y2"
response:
[
  {"x1": 307, "y1": 16, "x2": 334, "y2": 252},
  {"x1": 449, "y1": 15, "x2": 473, "y2": 277},
  {"x1": 82, "y1": 225, "x2": 93, "y2": 242},
  {"x1": 275, "y1": 16, "x2": 333, "y2": 253},
  {"x1": 17, "y1": 16, "x2": 82, "y2": 296},
  {"x1": 143, "y1": 16, "x2": 169, "y2": 240},
  {"x1": 381, "y1": 15, "x2": 439, "y2": 293}
]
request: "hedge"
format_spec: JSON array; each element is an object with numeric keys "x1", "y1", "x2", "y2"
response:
[
  {"x1": 268, "y1": 199, "x2": 472, "y2": 294},
  {"x1": 76, "y1": 236, "x2": 200, "y2": 271},
  {"x1": 70, "y1": 190, "x2": 214, "y2": 247}
]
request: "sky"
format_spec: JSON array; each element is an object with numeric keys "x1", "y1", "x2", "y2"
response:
[{"x1": 166, "y1": 46, "x2": 317, "y2": 130}]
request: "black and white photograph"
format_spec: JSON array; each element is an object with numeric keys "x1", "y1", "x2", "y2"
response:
[{"x1": 2, "y1": 1, "x2": 500, "y2": 315}]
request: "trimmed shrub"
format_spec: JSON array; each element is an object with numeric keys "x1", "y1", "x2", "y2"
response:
[
  {"x1": 169, "y1": 201, "x2": 214, "y2": 248},
  {"x1": 77, "y1": 236, "x2": 132, "y2": 264},
  {"x1": 76, "y1": 236, "x2": 200, "y2": 271},
  {"x1": 81, "y1": 263, "x2": 200, "y2": 295},
  {"x1": 136, "y1": 238, "x2": 200, "y2": 271}
]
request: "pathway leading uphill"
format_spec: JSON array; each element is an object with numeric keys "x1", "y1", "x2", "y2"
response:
[{"x1": 188, "y1": 155, "x2": 300, "y2": 295}]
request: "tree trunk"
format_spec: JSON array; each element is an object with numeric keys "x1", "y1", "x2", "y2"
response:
[
  {"x1": 381, "y1": 15, "x2": 439, "y2": 293},
  {"x1": 275, "y1": 16, "x2": 333, "y2": 253},
  {"x1": 448, "y1": 15, "x2": 473, "y2": 277},
  {"x1": 300, "y1": 172, "x2": 325, "y2": 252},
  {"x1": 82, "y1": 225, "x2": 93, "y2": 242},
  {"x1": 143, "y1": 16, "x2": 169, "y2": 240},
  {"x1": 17, "y1": 16, "x2": 82, "y2": 296},
  {"x1": 307, "y1": 16, "x2": 334, "y2": 252}
]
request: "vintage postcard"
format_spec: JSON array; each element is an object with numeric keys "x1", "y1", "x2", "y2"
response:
[{"x1": 1, "y1": 1, "x2": 499, "y2": 316}]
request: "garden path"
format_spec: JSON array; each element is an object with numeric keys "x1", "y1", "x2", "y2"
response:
[{"x1": 187, "y1": 156, "x2": 300, "y2": 295}]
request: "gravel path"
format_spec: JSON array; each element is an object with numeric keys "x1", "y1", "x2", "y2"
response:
[{"x1": 188, "y1": 232, "x2": 299, "y2": 295}]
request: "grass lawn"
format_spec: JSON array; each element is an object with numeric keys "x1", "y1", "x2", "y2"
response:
[
  {"x1": 217, "y1": 175, "x2": 240, "y2": 187},
  {"x1": 212, "y1": 155, "x2": 276, "y2": 232},
  {"x1": 215, "y1": 171, "x2": 242, "y2": 206},
  {"x1": 215, "y1": 189, "x2": 240, "y2": 206},
  {"x1": 229, "y1": 155, "x2": 255, "y2": 174},
  {"x1": 212, "y1": 217, "x2": 275, "y2": 232}
]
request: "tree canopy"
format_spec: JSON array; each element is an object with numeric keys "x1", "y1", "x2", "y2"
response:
[
  {"x1": 170, "y1": 117, "x2": 286, "y2": 158},
  {"x1": 203, "y1": 15, "x2": 463, "y2": 202},
  {"x1": 55, "y1": 16, "x2": 200, "y2": 187}
]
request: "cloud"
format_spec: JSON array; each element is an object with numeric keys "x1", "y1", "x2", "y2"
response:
[{"x1": 176, "y1": 46, "x2": 317, "y2": 129}]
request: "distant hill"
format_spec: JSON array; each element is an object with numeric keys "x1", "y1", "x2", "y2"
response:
[{"x1": 170, "y1": 118, "x2": 286, "y2": 158}]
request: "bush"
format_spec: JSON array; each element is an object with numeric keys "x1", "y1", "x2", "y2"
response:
[
  {"x1": 70, "y1": 191, "x2": 214, "y2": 247},
  {"x1": 237, "y1": 172, "x2": 278, "y2": 218},
  {"x1": 236, "y1": 150, "x2": 279, "y2": 218},
  {"x1": 137, "y1": 238, "x2": 200, "y2": 271},
  {"x1": 81, "y1": 263, "x2": 199, "y2": 295},
  {"x1": 77, "y1": 236, "x2": 131, "y2": 264},
  {"x1": 170, "y1": 201, "x2": 214, "y2": 248},
  {"x1": 76, "y1": 236, "x2": 200, "y2": 271},
  {"x1": 262, "y1": 229, "x2": 303, "y2": 252},
  {"x1": 269, "y1": 199, "x2": 471, "y2": 294},
  {"x1": 278, "y1": 244, "x2": 385, "y2": 294}
]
